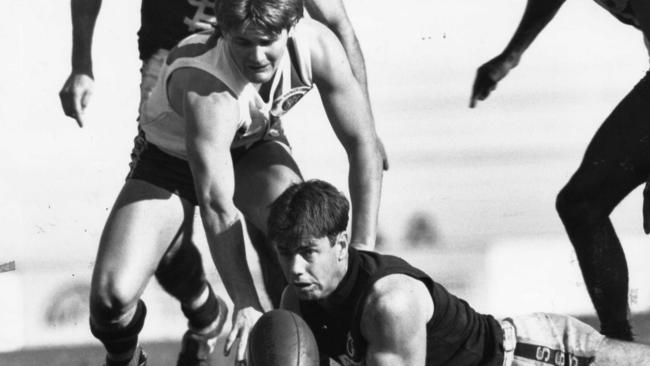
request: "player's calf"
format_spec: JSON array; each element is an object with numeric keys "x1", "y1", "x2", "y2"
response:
[{"x1": 90, "y1": 300, "x2": 147, "y2": 366}]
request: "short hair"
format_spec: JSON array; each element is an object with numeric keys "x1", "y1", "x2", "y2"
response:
[
  {"x1": 268, "y1": 180, "x2": 349, "y2": 248},
  {"x1": 215, "y1": 0, "x2": 304, "y2": 35}
]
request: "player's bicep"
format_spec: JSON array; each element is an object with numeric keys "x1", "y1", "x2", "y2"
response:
[
  {"x1": 305, "y1": 0, "x2": 348, "y2": 28},
  {"x1": 310, "y1": 27, "x2": 373, "y2": 145}
]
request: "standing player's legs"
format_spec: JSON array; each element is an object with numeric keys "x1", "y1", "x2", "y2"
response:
[
  {"x1": 556, "y1": 72, "x2": 650, "y2": 340},
  {"x1": 233, "y1": 139, "x2": 303, "y2": 307},
  {"x1": 89, "y1": 179, "x2": 194, "y2": 365}
]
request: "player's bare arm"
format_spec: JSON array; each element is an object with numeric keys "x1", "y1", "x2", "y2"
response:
[
  {"x1": 59, "y1": 0, "x2": 102, "y2": 127},
  {"x1": 361, "y1": 274, "x2": 434, "y2": 366},
  {"x1": 169, "y1": 67, "x2": 263, "y2": 363},
  {"x1": 470, "y1": 0, "x2": 566, "y2": 108},
  {"x1": 306, "y1": 0, "x2": 390, "y2": 171},
  {"x1": 309, "y1": 20, "x2": 383, "y2": 250},
  {"x1": 305, "y1": 0, "x2": 368, "y2": 95}
]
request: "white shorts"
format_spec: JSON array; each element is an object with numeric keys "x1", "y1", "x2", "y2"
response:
[{"x1": 501, "y1": 313, "x2": 605, "y2": 366}]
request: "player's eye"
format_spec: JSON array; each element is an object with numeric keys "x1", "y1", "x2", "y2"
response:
[{"x1": 233, "y1": 38, "x2": 253, "y2": 46}]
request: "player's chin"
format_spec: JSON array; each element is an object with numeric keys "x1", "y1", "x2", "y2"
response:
[
  {"x1": 293, "y1": 285, "x2": 321, "y2": 301},
  {"x1": 244, "y1": 68, "x2": 273, "y2": 84}
]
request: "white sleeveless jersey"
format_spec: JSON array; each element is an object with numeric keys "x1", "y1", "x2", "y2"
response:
[
  {"x1": 592, "y1": 0, "x2": 640, "y2": 28},
  {"x1": 139, "y1": 21, "x2": 313, "y2": 159}
]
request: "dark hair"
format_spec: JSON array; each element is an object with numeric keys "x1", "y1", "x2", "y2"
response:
[
  {"x1": 268, "y1": 180, "x2": 349, "y2": 248},
  {"x1": 215, "y1": 0, "x2": 304, "y2": 35}
]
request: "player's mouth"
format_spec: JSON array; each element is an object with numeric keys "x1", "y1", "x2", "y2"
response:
[
  {"x1": 247, "y1": 63, "x2": 270, "y2": 73},
  {"x1": 293, "y1": 282, "x2": 313, "y2": 291}
]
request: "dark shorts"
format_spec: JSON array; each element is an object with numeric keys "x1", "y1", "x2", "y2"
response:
[{"x1": 126, "y1": 128, "x2": 291, "y2": 205}]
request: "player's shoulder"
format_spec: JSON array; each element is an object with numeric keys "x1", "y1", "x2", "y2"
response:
[
  {"x1": 364, "y1": 274, "x2": 434, "y2": 323},
  {"x1": 295, "y1": 17, "x2": 339, "y2": 53},
  {"x1": 166, "y1": 30, "x2": 218, "y2": 65}
]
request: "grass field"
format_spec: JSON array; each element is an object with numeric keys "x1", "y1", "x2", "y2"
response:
[{"x1": 2, "y1": 315, "x2": 649, "y2": 366}]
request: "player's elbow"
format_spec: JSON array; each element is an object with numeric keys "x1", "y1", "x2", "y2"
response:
[
  {"x1": 347, "y1": 136, "x2": 382, "y2": 170},
  {"x1": 197, "y1": 189, "x2": 238, "y2": 223}
]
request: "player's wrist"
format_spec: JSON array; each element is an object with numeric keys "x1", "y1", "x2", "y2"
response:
[{"x1": 71, "y1": 54, "x2": 94, "y2": 78}]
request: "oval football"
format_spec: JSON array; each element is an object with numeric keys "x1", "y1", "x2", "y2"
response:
[{"x1": 248, "y1": 309, "x2": 319, "y2": 366}]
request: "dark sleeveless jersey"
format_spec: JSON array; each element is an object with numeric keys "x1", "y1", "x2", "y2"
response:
[
  {"x1": 299, "y1": 248, "x2": 505, "y2": 366},
  {"x1": 138, "y1": 0, "x2": 216, "y2": 60}
]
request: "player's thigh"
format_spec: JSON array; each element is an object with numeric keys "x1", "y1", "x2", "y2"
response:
[
  {"x1": 595, "y1": 337, "x2": 650, "y2": 365},
  {"x1": 91, "y1": 178, "x2": 195, "y2": 303},
  {"x1": 233, "y1": 141, "x2": 302, "y2": 233},
  {"x1": 566, "y1": 76, "x2": 650, "y2": 203}
]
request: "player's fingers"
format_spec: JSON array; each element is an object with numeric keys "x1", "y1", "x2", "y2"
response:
[
  {"x1": 59, "y1": 88, "x2": 76, "y2": 117},
  {"x1": 80, "y1": 88, "x2": 92, "y2": 111},
  {"x1": 224, "y1": 325, "x2": 239, "y2": 356},
  {"x1": 469, "y1": 76, "x2": 484, "y2": 108},
  {"x1": 469, "y1": 94, "x2": 478, "y2": 108},
  {"x1": 72, "y1": 93, "x2": 85, "y2": 128},
  {"x1": 377, "y1": 138, "x2": 389, "y2": 171},
  {"x1": 74, "y1": 112, "x2": 85, "y2": 128},
  {"x1": 235, "y1": 327, "x2": 250, "y2": 364}
]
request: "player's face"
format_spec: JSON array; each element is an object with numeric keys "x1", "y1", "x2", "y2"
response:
[
  {"x1": 226, "y1": 24, "x2": 288, "y2": 84},
  {"x1": 276, "y1": 235, "x2": 345, "y2": 301}
]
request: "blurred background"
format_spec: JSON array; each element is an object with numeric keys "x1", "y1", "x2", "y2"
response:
[{"x1": 2, "y1": 0, "x2": 650, "y2": 363}]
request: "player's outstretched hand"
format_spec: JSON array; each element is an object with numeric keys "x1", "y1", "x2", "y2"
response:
[
  {"x1": 224, "y1": 306, "x2": 263, "y2": 365},
  {"x1": 470, "y1": 54, "x2": 517, "y2": 108},
  {"x1": 643, "y1": 181, "x2": 650, "y2": 234},
  {"x1": 59, "y1": 72, "x2": 94, "y2": 128}
]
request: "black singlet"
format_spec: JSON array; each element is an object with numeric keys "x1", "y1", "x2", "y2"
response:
[{"x1": 299, "y1": 248, "x2": 505, "y2": 366}]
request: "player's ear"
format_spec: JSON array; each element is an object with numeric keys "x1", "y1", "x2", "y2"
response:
[
  {"x1": 288, "y1": 24, "x2": 297, "y2": 38},
  {"x1": 335, "y1": 232, "x2": 348, "y2": 261}
]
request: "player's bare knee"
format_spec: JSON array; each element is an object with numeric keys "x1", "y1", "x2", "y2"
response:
[{"x1": 90, "y1": 276, "x2": 142, "y2": 322}]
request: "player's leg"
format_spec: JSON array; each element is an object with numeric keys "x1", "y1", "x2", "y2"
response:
[
  {"x1": 555, "y1": 71, "x2": 650, "y2": 340},
  {"x1": 594, "y1": 337, "x2": 650, "y2": 365},
  {"x1": 508, "y1": 313, "x2": 605, "y2": 366},
  {"x1": 89, "y1": 178, "x2": 192, "y2": 365},
  {"x1": 155, "y1": 235, "x2": 229, "y2": 366},
  {"x1": 130, "y1": 133, "x2": 227, "y2": 366},
  {"x1": 233, "y1": 136, "x2": 303, "y2": 308}
]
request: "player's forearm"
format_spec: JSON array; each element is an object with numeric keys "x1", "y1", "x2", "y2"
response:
[
  {"x1": 70, "y1": 0, "x2": 102, "y2": 76},
  {"x1": 500, "y1": 0, "x2": 565, "y2": 66},
  {"x1": 199, "y1": 204, "x2": 262, "y2": 310},
  {"x1": 347, "y1": 140, "x2": 383, "y2": 250}
]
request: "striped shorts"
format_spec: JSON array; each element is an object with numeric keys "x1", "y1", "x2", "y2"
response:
[{"x1": 501, "y1": 313, "x2": 605, "y2": 366}]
